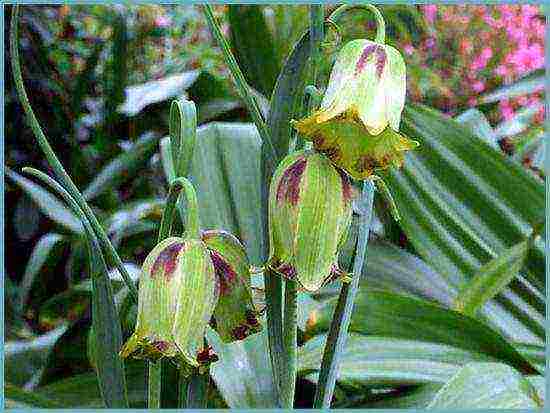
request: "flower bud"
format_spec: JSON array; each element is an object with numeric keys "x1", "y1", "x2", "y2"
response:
[
  {"x1": 293, "y1": 39, "x2": 418, "y2": 180},
  {"x1": 120, "y1": 237, "x2": 218, "y2": 368},
  {"x1": 202, "y1": 230, "x2": 262, "y2": 343},
  {"x1": 268, "y1": 151, "x2": 353, "y2": 292}
]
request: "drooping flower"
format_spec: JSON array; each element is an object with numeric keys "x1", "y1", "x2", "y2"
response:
[
  {"x1": 119, "y1": 237, "x2": 219, "y2": 369},
  {"x1": 293, "y1": 39, "x2": 418, "y2": 180},
  {"x1": 268, "y1": 150, "x2": 353, "y2": 292},
  {"x1": 202, "y1": 230, "x2": 262, "y2": 342}
]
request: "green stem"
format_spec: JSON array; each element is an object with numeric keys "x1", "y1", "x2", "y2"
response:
[
  {"x1": 10, "y1": 6, "x2": 138, "y2": 302},
  {"x1": 264, "y1": 268, "x2": 284, "y2": 406},
  {"x1": 170, "y1": 98, "x2": 197, "y2": 180},
  {"x1": 328, "y1": 3, "x2": 386, "y2": 44},
  {"x1": 201, "y1": 5, "x2": 275, "y2": 164},
  {"x1": 309, "y1": 5, "x2": 324, "y2": 88},
  {"x1": 184, "y1": 373, "x2": 209, "y2": 408},
  {"x1": 280, "y1": 280, "x2": 298, "y2": 408},
  {"x1": 313, "y1": 180, "x2": 375, "y2": 408},
  {"x1": 148, "y1": 362, "x2": 162, "y2": 409},
  {"x1": 158, "y1": 177, "x2": 200, "y2": 241}
]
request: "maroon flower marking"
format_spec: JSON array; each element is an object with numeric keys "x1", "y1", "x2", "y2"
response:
[
  {"x1": 276, "y1": 157, "x2": 307, "y2": 206},
  {"x1": 355, "y1": 44, "x2": 377, "y2": 75},
  {"x1": 197, "y1": 345, "x2": 218, "y2": 364},
  {"x1": 277, "y1": 263, "x2": 297, "y2": 280},
  {"x1": 210, "y1": 251, "x2": 236, "y2": 296},
  {"x1": 375, "y1": 47, "x2": 386, "y2": 78},
  {"x1": 245, "y1": 309, "x2": 260, "y2": 327},
  {"x1": 337, "y1": 168, "x2": 353, "y2": 203},
  {"x1": 152, "y1": 340, "x2": 170, "y2": 352},
  {"x1": 151, "y1": 242, "x2": 185, "y2": 280},
  {"x1": 232, "y1": 325, "x2": 249, "y2": 340}
]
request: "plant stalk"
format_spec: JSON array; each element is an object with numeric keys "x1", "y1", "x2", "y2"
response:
[
  {"x1": 313, "y1": 180, "x2": 375, "y2": 408},
  {"x1": 280, "y1": 279, "x2": 298, "y2": 408},
  {"x1": 148, "y1": 362, "x2": 162, "y2": 409}
]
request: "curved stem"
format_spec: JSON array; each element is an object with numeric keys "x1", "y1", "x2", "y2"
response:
[
  {"x1": 313, "y1": 180, "x2": 375, "y2": 408},
  {"x1": 201, "y1": 5, "x2": 275, "y2": 164},
  {"x1": 170, "y1": 98, "x2": 197, "y2": 180},
  {"x1": 328, "y1": 3, "x2": 386, "y2": 44},
  {"x1": 158, "y1": 177, "x2": 199, "y2": 241},
  {"x1": 10, "y1": 6, "x2": 138, "y2": 302}
]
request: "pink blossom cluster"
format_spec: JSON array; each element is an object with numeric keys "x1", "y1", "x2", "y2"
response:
[{"x1": 402, "y1": 5, "x2": 545, "y2": 124}]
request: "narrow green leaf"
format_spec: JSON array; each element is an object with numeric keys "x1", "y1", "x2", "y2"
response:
[
  {"x1": 383, "y1": 104, "x2": 544, "y2": 340},
  {"x1": 427, "y1": 362, "x2": 541, "y2": 408},
  {"x1": 19, "y1": 232, "x2": 65, "y2": 312},
  {"x1": 6, "y1": 169, "x2": 82, "y2": 234},
  {"x1": 83, "y1": 132, "x2": 160, "y2": 200},
  {"x1": 228, "y1": 5, "x2": 280, "y2": 96},
  {"x1": 455, "y1": 239, "x2": 529, "y2": 317},
  {"x1": 308, "y1": 289, "x2": 538, "y2": 375},
  {"x1": 300, "y1": 333, "x2": 496, "y2": 388},
  {"x1": 268, "y1": 27, "x2": 314, "y2": 161}
]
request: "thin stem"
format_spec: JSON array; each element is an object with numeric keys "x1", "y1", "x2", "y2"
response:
[
  {"x1": 158, "y1": 177, "x2": 199, "y2": 241},
  {"x1": 148, "y1": 362, "x2": 162, "y2": 409},
  {"x1": 264, "y1": 268, "x2": 284, "y2": 407},
  {"x1": 178, "y1": 373, "x2": 190, "y2": 408},
  {"x1": 280, "y1": 280, "x2": 298, "y2": 408},
  {"x1": 328, "y1": 4, "x2": 386, "y2": 44},
  {"x1": 313, "y1": 180, "x2": 375, "y2": 408},
  {"x1": 185, "y1": 373, "x2": 209, "y2": 409},
  {"x1": 10, "y1": 6, "x2": 138, "y2": 302},
  {"x1": 309, "y1": 5, "x2": 325, "y2": 88},
  {"x1": 201, "y1": 5, "x2": 275, "y2": 164}
]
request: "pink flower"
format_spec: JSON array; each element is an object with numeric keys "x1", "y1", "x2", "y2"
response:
[
  {"x1": 403, "y1": 44, "x2": 415, "y2": 56},
  {"x1": 425, "y1": 37, "x2": 436, "y2": 49},
  {"x1": 468, "y1": 97, "x2": 477, "y2": 107},
  {"x1": 480, "y1": 47, "x2": 493, "y2": 60},
  {"x1": 459, "y1": 38, "x2": 473, "y2": 54},
  {"x1": 499, "y1": 99, "x2": 515, "y2": 121},
  {"x1": 472, "y1": 81, "x2": 485, "y2": 92},
  {"x1": 423, "y1": 5, "x2": 438, "y2": 24},
  {"x1": 154, "y1": 15, "x2": 172, "y2": 29},
  {"x1": 494, "y1": 65, "x2": 509, "y2": 77}
]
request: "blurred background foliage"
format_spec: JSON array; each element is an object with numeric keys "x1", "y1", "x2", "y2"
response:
[{"x1": 4, "y1": 4, "x2": 546, "y2": 409}]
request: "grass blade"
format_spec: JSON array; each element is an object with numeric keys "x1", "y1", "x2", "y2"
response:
[{"x1": 455, "y1": 239, "x2": 530, "y2": 317}]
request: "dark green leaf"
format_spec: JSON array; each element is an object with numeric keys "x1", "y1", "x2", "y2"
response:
[
  {"x1": 228, "y1": 5, "x2": 280, "y2": 96},
  {"x1": 384, "y1": 105, "x2": 544, "y2": 340},
  {"x1": 299, "y1": 333, "x2": 496, "y2": 389},
  {"x1": 454, "y1": 108, "x2": 498, "y2": 149},
  {"x1": 4, "y1": 384, "x2": 65, "y2": 408},
  {"x1": 307, "y1": 289, "x2": 537, "y2": 375}
]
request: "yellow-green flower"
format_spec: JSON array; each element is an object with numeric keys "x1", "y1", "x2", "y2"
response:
[
  {"x1": 293, "y1": 39, "x2": 418, "y2": 180},
  {"x1": 268, "y1": 150, "x2": 353, "y2": 292}
]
